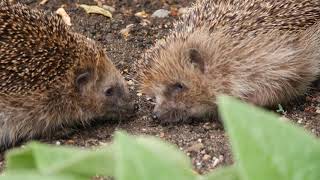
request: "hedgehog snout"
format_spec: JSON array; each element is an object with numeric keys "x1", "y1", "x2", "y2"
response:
[{"x1": 104, "y1": 83, "x2": 137, "y2": 115}]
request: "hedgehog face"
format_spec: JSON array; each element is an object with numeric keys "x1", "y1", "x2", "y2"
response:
[
  {"x1": 73, "y1": 49, "x2": 133, "y2": 121},
  {"x1": 141, "y1": 48, "x2": 217, "y2": 123}
]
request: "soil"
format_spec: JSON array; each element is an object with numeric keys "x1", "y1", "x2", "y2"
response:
[{"x1": 1, "y1": 0, "x2": 320, "y2": 175}]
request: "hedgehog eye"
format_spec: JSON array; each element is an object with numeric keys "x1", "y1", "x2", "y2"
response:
[
  {"x1": 172, "y1": 82, "x2": 184, "y2": 91},
  {"x1": 105, "y1": 87, "x2": 114, "y2": 96},
  {"x1": 166, "y1": 82, "x2": 186, "y2": 97}
]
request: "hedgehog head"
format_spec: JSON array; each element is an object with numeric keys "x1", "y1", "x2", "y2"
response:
[
  {"x1": 66, "y1": 37, "x2": 132, "y2": 122},
  {"x1": 139, "y1": 31, "x2": 220, "y2": 123},
  {"x1": 0, "y1": 3, "x2": 133, "y2": 125}
]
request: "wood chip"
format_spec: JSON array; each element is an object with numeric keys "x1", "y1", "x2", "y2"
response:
[
  {"x1": 39, "y1": 0, "x2": 48, "y2": 5},
  {"x1": 120, "y1": 24, "x2": 134, "y2": 40},
  {"x1": 79, "y1": 4, "x2": 112, "y2": 18},
  {"x1": 56, "y1": 7, "x2": 71, "y2": 26},
  {"x1": 135, "y1": 10, "x2": 149, "y2": 18}
]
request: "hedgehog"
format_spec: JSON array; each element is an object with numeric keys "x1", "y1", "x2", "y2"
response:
[
  {"x1": 0, "y1": 2, "x2": 133, "y2": 150},
  {"x1": 139, "y1": 0, "x2": 320, "y2": 123}
]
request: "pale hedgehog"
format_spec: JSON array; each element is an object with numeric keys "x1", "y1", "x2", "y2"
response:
[
  {"x1": 0, "y1": 2, "x2": 133, "y2": 150},
  {"x1": 139, "y1": 0, "x2": 320, "y2": 123}
]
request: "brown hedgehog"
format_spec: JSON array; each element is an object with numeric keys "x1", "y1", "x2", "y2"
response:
[
  {"x1": 139, "y1": 0, "x2": 320, "y2": 123},
  {"x1": 0, "y1": 2, "x2": 133, "y2": 150}
]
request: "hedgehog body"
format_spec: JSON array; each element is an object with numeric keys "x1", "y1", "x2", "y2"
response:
[
  {"x1": 140, "y1": 0, "x2": 320, "y2": 123},
  {"x1": 0, "y1": 2, "x2": 131, "y2": 150}
]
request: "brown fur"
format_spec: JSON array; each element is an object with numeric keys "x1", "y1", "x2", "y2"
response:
[
  {"x1": 0, "y1": 2, "x2": 131, "y2": 150},
  {"x1": 139, "y1": 0, "x2": 320, "y2": 123}
]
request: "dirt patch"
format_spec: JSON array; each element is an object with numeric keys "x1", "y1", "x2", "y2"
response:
[{"x1": 1, "y1": 0, "x2": 319, "y2": 174}]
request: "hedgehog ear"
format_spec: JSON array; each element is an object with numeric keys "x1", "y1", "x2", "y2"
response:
[
  {"x1": 187, "y1": 48, "x2": 205, "y2": 73},
  {"x1": 75, "y1": 71, "x2": 91, "y2": 92}
]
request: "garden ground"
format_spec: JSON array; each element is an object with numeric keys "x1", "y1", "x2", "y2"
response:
[{"x1": 1, "y1": 0, "x2": 320, "y2": 174}]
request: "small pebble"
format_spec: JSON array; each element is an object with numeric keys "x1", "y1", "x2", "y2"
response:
[
  {"x1": 127, "y1": 80, "x2": 134, "y2": 86},
  {"x1": 212, "y1": 157, "x2": 220, "y2": 168},
  {"x1": 135, "y1": 10, "x2": 149, "y2": 18},
  {"x1": 203, "y1": 122, "x2": 212, "y2": 130},
  {"x1": 187, "y1": 142, "x2": 204, "y2": 152},
  {"x1": 137, "y1": 93, "x2": 142, "y2": 97},
  {"x1": 178, "y1": 7, "x2": 189, "y2": 16},
  {"x1": 159, "y1": 132, "x2": 165, "y2": 138},
  {"x1": 151, "y1": 9, "x2": 170, "y2": 18},
  {"x1": 219, "y1": 155, "x2": 224, "y2": 161},
  {"x1": 140, "y1": 19, "x2": 151, "y2": 26},
  {"x1": 151, "y1": 114, "x2": 158, "y2": 120},
  {"x1": 202, "y1": 154, "x2": 211, "y2": 161},
  {"x1": 123, "y1": 69, "x2": 128, "y2": 73}
]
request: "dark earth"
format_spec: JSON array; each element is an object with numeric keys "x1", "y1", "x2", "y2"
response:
[{"x1": 1, "y1": 0, "x2": 320, "y2": 175}]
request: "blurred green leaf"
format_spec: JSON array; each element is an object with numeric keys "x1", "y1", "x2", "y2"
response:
[
  {"x1": 218, "y1": 95, "x2": 320, "y2": 180},
  {"x1": 0, "y1": 172, "x2": 85, "y2": 180},
  {"x1": 114, "y1": 131, "x2": 196, "y2": 180},
  {"x1": 6, "y1": 142, "x2": 114, "y2": 178}
]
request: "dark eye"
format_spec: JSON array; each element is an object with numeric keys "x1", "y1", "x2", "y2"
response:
[
  {"x1": 105, "y1": 87, "x2": 114, "y2": 96},
  {"x1": 172, "y1": 83, "x2": 184, "y2": 91},
  {"x1": 166, "y1": 82, "x2": 186, "y2": 97}
]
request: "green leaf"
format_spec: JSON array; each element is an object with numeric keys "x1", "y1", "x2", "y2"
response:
[
  {"x1": 5, "y1": 147, "x2": 37, "y2": 171},
  {"x1": 0, "y1": 172, "x2": 86, "y2": 180},
  {"x1": 218, "y1": 95, "x2": 320, "y2": 180},
  {"x1": 201, "y1": 166, "x2": 240, "y2": 180},
  {"x1": 114, "y1": 131, "x2": 196, "y2": 180},
  {"x1": 6, "y1": 142, "x2": 114, "y2": 177}
]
